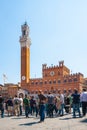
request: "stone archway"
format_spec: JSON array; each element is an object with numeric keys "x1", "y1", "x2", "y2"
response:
[
  {"x1": 17, "y1": 89, "x2": 29, "y2": 98},
  {"x1": 19, "y1": 93, "x2": 24, "y2": 98}
]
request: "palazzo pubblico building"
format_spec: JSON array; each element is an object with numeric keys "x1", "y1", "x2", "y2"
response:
[{"x1": 0, "y1": 22, "x2": 87, "y2": 98}]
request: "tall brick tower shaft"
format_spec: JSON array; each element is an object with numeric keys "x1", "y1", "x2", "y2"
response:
[{"x1": 19, "y1": 22, "x2": 31, "y2": 89}]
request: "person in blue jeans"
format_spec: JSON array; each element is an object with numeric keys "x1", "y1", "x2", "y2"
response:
[
  {"x1": 39, "y1": 104, "x2": 45, "y2": 121},
  {"x1": 58, "y1": 90, "x2": 65, "y2": 116},
  {"x1": 38, "y1": 90, "x2": 46, "y2": 123},
  {"x1": 72, "y1": 88, "x2": 81, "y2": 118},
  {"x1": 23, "y1": 94, "x2": 30, "y2": 118}
]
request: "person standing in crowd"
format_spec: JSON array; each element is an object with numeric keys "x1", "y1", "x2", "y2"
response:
[
  {"x1": 47, "y1": 92, "x2": 54, "y2": 117},
  {"x1": 64, "y1": 92, "x2": 71, "y2": 114},
  {"x1": 13, "y1": 95, "x2": 20, "y2": 116},
  {"x1": 23, "y1": 94, "x2": 30, "y2": 118},
  {"x1": 56, "y1": 95, "x2": 61, "y2": 116},
  {"x1": 35, "y1": 96, "x2": 39, "y2": 117},
  {"x1": 0, "y1": 95, "x2": 4, "y2": 118},
  {"x1": 19, "y1": 95, "x2": 23, "y2": 116},
  {"x1": 68, "y1": 89, "x2": 73, "y2": 114},
  {"x1": 58, "y1": 90, "x2": 65, "y2": 116},
  {"x1": 6, "y1": 96, "x2": 13, "y2": 116},
  {"x1": 30, "y1": 96, "x2": 36, "y2": 115},
  {"x1": 72, "y1": 88, "x2": 81, "y2": 118},
  {"x1": 80, "y1": 88, "x2": 87, "y2": 117},
  {"x1": 38, "y1": 90, "x2": 46, "y2": 123}
]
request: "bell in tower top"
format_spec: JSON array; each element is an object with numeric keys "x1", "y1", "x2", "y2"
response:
[
  {"x1": 20, "y1": 22, "x2": 31, "y2": 48},
  {"x1": 21, "y1": 21, "x2": 29, "y2": 37}
]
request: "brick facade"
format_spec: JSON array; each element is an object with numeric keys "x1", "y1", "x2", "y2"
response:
[
  {"x1": 0, "y1": 23, "x2": 87, "y2": 98},
  {"x1": 20, "y1": 23, "x2": 87, "y2": 94}
]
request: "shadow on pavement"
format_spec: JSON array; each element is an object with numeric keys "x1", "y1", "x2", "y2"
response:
[
  {"x1": 19, "y1": 121, "x2": 39, "y2": 126},
  {"x1": 12, "y1": 116, "x2": 33, "y2": 119},
  {"x1": 80, "y1": 118, "x2": 87, "y2": 123},
  {"x1": 59, "y1": 117, "x2": 72, "y2": 120}
]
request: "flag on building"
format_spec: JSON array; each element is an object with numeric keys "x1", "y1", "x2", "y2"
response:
[
  {"x1": 3, "y1": 74, "x2": 8, "y2": 84},
  {"x1": 3, "y1": 74, "x2": 7, "y2": 79}
]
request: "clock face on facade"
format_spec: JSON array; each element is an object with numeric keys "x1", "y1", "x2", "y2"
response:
[
  {"x1": 50, "y1": 71, "x2": 55, "y2": 76},
  {"x1": 22, "y1": 76, "x2": 26, "y2": 80}
]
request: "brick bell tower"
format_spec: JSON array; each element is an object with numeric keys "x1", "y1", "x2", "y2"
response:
[{"x1": 19, "y1": 22, "x2": 31, "y2": 89}]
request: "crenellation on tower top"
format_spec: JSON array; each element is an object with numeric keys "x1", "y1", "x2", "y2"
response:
[
  {"x1": 20, "y1": 22, "x2": 31, "y2": 48},
  {"x1": 59, "y1": 60, "x2": 64, "y2": 66},
  {"x1": 42, "y1": 64, "x2": 47, "y2": 69},
  {"x1": 21, "y1": 22, "x2": 29, "y2": 37}
]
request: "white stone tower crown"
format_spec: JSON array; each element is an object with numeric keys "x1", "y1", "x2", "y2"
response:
[{"x1": 20, "y1": 22, "x2": 31, "y2": 48}]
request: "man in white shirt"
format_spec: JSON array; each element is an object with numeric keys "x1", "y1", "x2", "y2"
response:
[
  {"x1": 58, "y1": 90, "x2": 64, "y2": 116},
  {"x1": 19, "y1": 95, "x2": 23, "y2": 115},
  {"x1": 13, "y1": 95, "x2": 20, "y2": 116}
]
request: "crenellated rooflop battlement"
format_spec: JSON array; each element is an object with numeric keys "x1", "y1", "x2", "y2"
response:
[
  {"x1": 42, "y1": 60, "x2": 65, "y2": 70},
  {"x1": 63, "y1": 72, "x2": 83, "y2": 78},
  {"x1": 42, "y1": 60, "x2": 70, "y2": 76}
]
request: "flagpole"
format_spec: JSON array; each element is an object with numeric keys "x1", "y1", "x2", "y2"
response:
[{"x1": 3, "y1": 74, "x2": 7, "y2": 85}]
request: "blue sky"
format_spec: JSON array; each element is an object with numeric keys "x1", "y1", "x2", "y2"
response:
[{"x1": 0, "y1": 0, "x2": 87, "y2": 85}]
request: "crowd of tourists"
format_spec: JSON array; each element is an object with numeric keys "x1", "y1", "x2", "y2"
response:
[{"x1": 0, "y1": 88, "x2": 87, "y2": 123}]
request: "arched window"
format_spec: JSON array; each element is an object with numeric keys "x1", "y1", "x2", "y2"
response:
[{"x1": 74, "y1": 78, "x2": 77, "y2": 82}]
